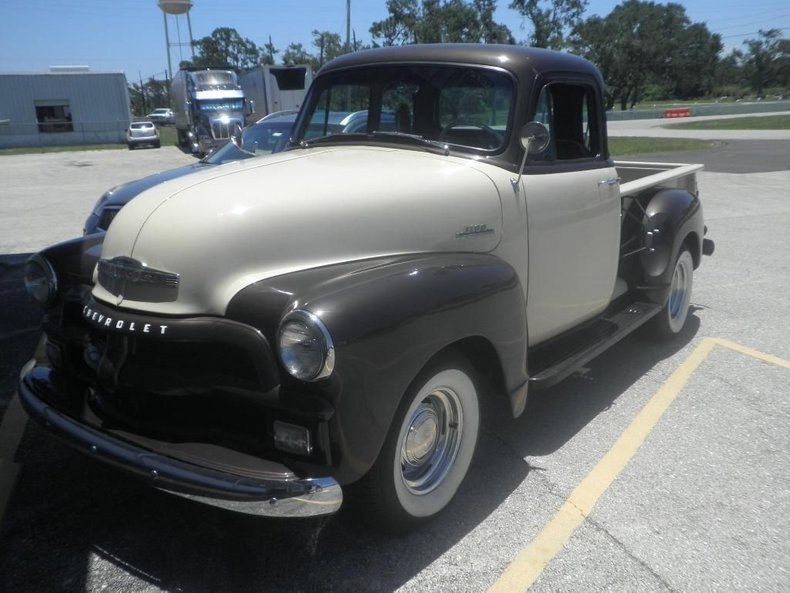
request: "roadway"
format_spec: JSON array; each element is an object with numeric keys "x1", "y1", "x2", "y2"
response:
[{"x1": 0, "y1": 127, "x2": 788, "y2": 591}]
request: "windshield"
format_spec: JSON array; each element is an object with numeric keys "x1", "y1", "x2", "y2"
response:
[
  {"x1": 197, "y1": 98, "x2": 245, "y2": 113},
  {"x1": 204, "y1": 120, "x2": 295, "y2": 164},
  {"x1": 292, "y1": 64, "x2": 514, "y2": 152}
]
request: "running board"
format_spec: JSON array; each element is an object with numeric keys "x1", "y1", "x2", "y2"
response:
[{"x1": 528, "y1": 301, "x2": 662, "y2": 390}]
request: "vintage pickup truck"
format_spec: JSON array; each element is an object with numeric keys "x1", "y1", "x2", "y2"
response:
[{"x1": 20, "y1": 45, "x2": 714, "y2": 530}]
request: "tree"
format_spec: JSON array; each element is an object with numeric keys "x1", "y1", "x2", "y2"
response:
[
  {"x1": 370, "y1": 0, "x2": 420, "y2": 46},
  {"x1": 475, "y1": 0, "x2": 516, "y2": 43},
  {"x1": 714, "y1": 49, "x2": 745, "y2": 96},
  {"x1": 370, "y1": 0, "x2": 513, "y2": 46},
  {"x1": 657, "y1": 22, "x2": 722, "y2": 100},
  {"x1": 262, "y1": 37, "x2": 278, "y2": 66},
  {"x1": 743, "y1": 29, "x2": 788, "y2": 96},
  {"x1": 282, "y1": 43, "x2": 314, "y2": 67},
  {"x1": 509, "y1": 0, "x2": 587, "y2": 49},
  {"x1": 312, "y1": 30, "x2": 346, "y2": 68},
  {"x1": 187, "y1": 27, "x2": 262, "y2": 71},
  {"x1": 571, "y1": 1, "x2": 721, "y2": 109},
  {"x1": 129, "y1": 75, "x2": 170, "y2": 115}
]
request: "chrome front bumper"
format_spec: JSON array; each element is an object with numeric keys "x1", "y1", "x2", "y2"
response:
[{"x1": 18, "y1": 365, "x2": 342, "y2": 518}]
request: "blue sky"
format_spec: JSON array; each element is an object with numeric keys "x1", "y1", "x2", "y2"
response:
[{"x1": 1, "y1": 0, "x2": 788, "y2": 79}]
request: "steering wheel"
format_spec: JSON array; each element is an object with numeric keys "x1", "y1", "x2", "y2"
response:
[{"x1": 439, "y1": 122, "x2": 501, "y2": 149}]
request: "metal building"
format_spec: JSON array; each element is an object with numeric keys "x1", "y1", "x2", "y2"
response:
[{"x1": 0, "y1": 68, "x2": 131, "y2": 149}]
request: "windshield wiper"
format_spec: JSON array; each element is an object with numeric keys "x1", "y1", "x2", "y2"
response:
[
  {"x1": 293, "y1": 131, "x2": 450, "y2": 155},
  {"x1": 294, "y1": 133, "x2": 368, "y2": 148},
  {"x1": 369, "y1": 131, "x2": 450, "y2": 154}
]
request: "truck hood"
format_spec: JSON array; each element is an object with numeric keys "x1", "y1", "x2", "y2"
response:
[{"x1": 95, "y1": 146, "x2": 503, "y2": 315}]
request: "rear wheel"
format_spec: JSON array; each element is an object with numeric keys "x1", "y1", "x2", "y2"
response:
[
  {"x1": 352, "y1": 354, "x2": 480, "y2": 531},
  {"x1": 648, "y1": 248, "x2": 694, "y2": 338}
]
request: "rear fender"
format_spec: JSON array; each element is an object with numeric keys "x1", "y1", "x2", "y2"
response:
[{"x1": 639, "y1": 188, "x2": 703, "y2": 301}]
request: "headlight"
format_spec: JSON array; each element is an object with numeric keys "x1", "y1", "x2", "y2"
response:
[
  {"x1": 277, "y1": 310, "x2": 335, "y2": 382},
  {"x1": 24, "y1": 254, "x2": 58, "y2": 307}
]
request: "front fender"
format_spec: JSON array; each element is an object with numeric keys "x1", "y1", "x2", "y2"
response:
[{"x1": 227, "y1": 253, "x2": 527, "y2": 483}]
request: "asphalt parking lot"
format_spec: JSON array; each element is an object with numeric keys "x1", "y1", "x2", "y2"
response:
[{"x1": 1, "y1": 131, "x2": 789, "y2": 592}]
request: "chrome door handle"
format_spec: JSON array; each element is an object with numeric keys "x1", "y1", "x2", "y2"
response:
[{"x1": 599, "y1": 177, "x2": 621, "y2": 186}]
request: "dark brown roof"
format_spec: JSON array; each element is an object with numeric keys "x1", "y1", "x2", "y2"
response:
[{"x1": 318, "y1": 43, "x2": 600, "y2": 82}]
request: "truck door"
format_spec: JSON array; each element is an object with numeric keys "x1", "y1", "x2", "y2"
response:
[{"x1": 523, "y1": 81, "x2": 621, "y2": 345}]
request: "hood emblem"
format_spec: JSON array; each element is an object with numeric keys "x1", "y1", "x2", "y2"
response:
[{"x1": 97, "y1": 257, "x2": 179, "y2": 303}]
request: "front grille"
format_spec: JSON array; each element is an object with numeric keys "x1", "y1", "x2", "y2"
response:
[
  {"x1": 94, "y1": 335, "x2": 261, "y2": 394},
  {"x1": 51, "y1": 298, "x2": 330, "y2": 463},
  {"x1": 85, "y1": 332, "x2": 274, "y2": 447},
  {"x1": 211, "y1": 121, "x2": 234, "y2": 139}
]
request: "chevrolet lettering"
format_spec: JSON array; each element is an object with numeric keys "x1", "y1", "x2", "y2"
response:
[
  {"x1": 19, "y1": 45, "x2": 714, "y2": 531},
  {"x1": 82, "y1": 305, "x2": 169, "y2": 336}
]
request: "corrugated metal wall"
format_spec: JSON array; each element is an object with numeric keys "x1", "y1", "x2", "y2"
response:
[{"x1": 0, "y1": 72, "x2": 131, "y2": 148}]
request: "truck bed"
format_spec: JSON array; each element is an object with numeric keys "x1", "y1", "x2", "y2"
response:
[{"x1": 615, "y1": 161, "x2": 704, "y2": 196}]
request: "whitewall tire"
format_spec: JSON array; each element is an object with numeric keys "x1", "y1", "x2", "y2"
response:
[
  {"x1": 650, "y1": 248, "x2": 694, "y2": 338},
  {"x1": 353, "y1": 354, "x2": 480, "y2": 530}
]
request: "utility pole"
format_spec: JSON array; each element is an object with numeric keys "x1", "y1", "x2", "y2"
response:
[
  {"x1": 346, "y1": 0, "x2": 351, "y2": 52},
  {"x1": 139, "y1": 71, "x2": 147, "y2": 115}
]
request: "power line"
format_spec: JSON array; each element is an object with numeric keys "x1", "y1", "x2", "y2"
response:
[{"x1": 722, "y1": 27, "x2": 790, "y2": 39}]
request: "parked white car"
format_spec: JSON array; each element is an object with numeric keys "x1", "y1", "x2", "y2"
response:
[{"x1": 147, "y1": 108, "x2": 174, "y2": 125}]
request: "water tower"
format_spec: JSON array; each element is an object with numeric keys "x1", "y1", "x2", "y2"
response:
[{"x1": 158, "y1": 0, "x2": 195, "y2": 80}]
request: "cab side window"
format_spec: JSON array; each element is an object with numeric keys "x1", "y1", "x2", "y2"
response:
[{"x1": 531, "y1": 83, "x2": 601, "y2": 161}]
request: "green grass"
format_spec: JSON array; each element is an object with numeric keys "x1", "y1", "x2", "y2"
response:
[
  {"x1": 0, "y1": 143, "x2": 126, "y2": 156},
  {"x1": 609, "y1": 137, "x2": 718, "y2": 156},
  {"x1": 667, "y1": 114, "x2": 790, "y2": 130},
  {"x1": 159, "y1": 126, "x2": 178, "y2": 146},
  {"x1": 0, "y1": 125, "x2": 180, "y2": 156}
]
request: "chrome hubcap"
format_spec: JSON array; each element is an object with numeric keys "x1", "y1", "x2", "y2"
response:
[
  {"x1": 668, "y1": 259, "x2": 689, "y2": 321},
  {"x1": 400, "y1": 388, "x2": 463, "y2": 495}
]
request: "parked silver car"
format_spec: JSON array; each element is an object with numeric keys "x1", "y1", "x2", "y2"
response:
[{"x1": 126, "y1": 120, "x2": 160, "y2": 150}]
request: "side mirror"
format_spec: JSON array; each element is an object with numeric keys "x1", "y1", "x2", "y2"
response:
[
  {"x1": 512, "y1": 121, "x2": 550, "y2": 189},
  {"x1": 519, "y1": 121, "x2": 550, "y2": 155}
]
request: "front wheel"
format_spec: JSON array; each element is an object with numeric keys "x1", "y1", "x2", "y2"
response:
[
  {"x1": 352, "y1": 354, "x2": 480, "y2": 531},
  {"x1": 648, "y1": 248, "x2": 694, "y2": 338}
]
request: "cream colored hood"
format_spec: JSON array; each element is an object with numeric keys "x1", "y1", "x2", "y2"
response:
[{"x1": 95, "y1": 146, "x2": 504, "y2": 315}]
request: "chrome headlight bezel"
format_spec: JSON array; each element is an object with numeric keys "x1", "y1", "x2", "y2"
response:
[
  {"x1": 24, "y1": 254, "x2": 58, "y2": 307},
  {"x1": 277, "y1": 310, "x2": 335, "y2": 382}
]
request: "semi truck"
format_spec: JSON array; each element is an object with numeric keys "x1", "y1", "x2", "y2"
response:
[
  {"x1": 170, "y1": 68, "x2": 248, "y2": 155},
  {"x1": 239, "y1": 64, "x2": 312, "y2": 119}
]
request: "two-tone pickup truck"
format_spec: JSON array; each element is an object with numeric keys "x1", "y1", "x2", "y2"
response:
[{"x1": 20, "y1": 44, "x2": 713, "y2": 530}]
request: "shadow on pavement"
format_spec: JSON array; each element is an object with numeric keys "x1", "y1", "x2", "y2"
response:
[
  {"x1": 0, "y1": 289, "x2": 701, "y2": 592},
  {"x1": 0, "y1": 254, "x2": 43, "y2": 419}
]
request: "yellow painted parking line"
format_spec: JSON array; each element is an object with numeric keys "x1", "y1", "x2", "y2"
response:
[
  {"x1": 712, "y1": 337, "x2": 790, "y2": 370},
  {"x1": 489, "y1": 337, "x2": 790, "y2": 593}
]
